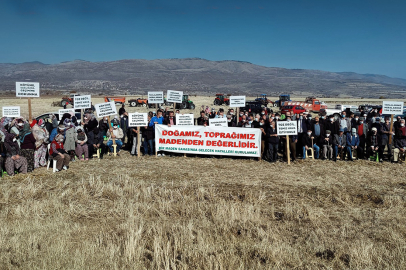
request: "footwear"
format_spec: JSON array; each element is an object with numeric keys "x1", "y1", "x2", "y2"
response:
[
  {"x1": 63, "y1": 166, "x2": 68, "y2": 170},
  {"x1": 162, "y1": 153, "x2": 166, "y2": 157},
  {"x1": 117, "y1": 153, "x2": 120, "y2": 156},
  {"x1": 157, "y1": 154, "x2": 162, "y2": 157},
  {"x1": 379, "y1": 159, "x2": 383, "y2": 163},
  {"x1": 85, "y1": 158, "x2": 89, "y2": 161},
  {"x1": 55, "y1": 169, "x2": 59, "y2": 172}
]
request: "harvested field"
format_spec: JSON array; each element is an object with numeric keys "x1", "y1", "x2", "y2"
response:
[{"x1": 0, "y1": 153, "x2": 405, "y2": 269}]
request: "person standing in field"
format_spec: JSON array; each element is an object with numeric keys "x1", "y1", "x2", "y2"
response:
[
  {"x1": 4, "y1": 133, "x2": 27, "y2": 176},
  {"x1": 150, "y1": 110, "x2": 164, "y2": 156},
  {"x1": 140, "y1": 114, "x2": 154, "y2": 156},
  {"x1": 19, "y1": 122, "x2": 36, "y2": 172},
  {"x1": 32, "y1": 119, "x2": 49, "y2": 168}
]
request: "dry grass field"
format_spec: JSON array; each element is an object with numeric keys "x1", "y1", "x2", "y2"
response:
[{"x1": 0, "y1": 96, "x2": 406, "y2": 269}]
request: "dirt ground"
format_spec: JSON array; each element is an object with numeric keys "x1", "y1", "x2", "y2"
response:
[{"x1": 0, "y1": 96, "x2": 406, "y2": 269}]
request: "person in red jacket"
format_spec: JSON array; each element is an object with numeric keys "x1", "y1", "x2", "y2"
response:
[{"x1": 50, "y1": 134, "x2": 70, "y2": 171}]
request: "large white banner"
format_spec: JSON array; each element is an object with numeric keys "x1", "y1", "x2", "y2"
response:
[
  {"x1": 74, "y1": 95, "x2": 92, "y2": 109},
  {"x1": 229, "y1": 96, "x2": 246, "y2": 107},
  {"x1": 95, "y1": 102, "x2": 117, "y2": 118},
  {"x1": 155, "y1": 125, "x2": 261, "y2": 157},
  {"x1": 167, "y1": 90, "x2": 183, "y2": 103},
  {"x1": 148, "y1": 91, "x2": 164, "y2": 104},
  {"x1": 2, "y1": 106, "x2": 20, "y2": 117},
  {"x1": 128, "y1": 113, "x2": 148, "y2": 127},
  {"x1": 176, "y1": 114, "x2": 194, "y2": 126},
  {"x1": 16, "y1": 82, "x2": 40, "y2": 97},
  {"x1": 382, "y1": 101, "x2": 404, "y2": 115}
]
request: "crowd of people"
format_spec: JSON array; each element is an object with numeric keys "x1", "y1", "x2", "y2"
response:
[{"x1": 0, "y1": 104, "x2": 404, "y2": 176}]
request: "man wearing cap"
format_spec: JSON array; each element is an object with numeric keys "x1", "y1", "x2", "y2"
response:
[
  {"x1": 367, "y1": 127, "x2": 383, "y2": 162},
  {"x1": 333, "y1": 128, "x2": 347, "y2": 161},
  {"x1": 321, "y1": 130, "x2": 333, "y2": 160},
  {"x1": 346, "y1": 128, "x2": 359, "y2": 161},
  {"x1": 106, "y1": 123, "x2": 124, "y2": 156},
  {"x1": 393, "y1": 119, "x2": 406, "y2": 163}
]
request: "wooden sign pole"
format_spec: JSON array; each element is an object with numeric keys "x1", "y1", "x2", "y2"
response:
[
  {"x1": 389, "y1": 114, "x2": 394, "y2": 145},
  {"x1": 286, "y1": 135, "x2": 291, "y2": 165},
  {"x1": 28, "y1": 98, "x2": 32, "y2": 122},
  {"x1": 236, "y1": 107, "x2": 239, "y2": 126},
  {"x1": 137, "y1": 126, "x2": 141, "y2": 157},
  {"x1": 107, "y1": 117, "x2": 116, "y2": 145},
  {"x1": 82, "y1": 109, "x2": 84, "y2": 124},
  {"x1": 174, "y1": 103, "x2": 177, "y2": 113}
]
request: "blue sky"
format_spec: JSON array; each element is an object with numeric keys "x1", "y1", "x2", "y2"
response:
[{"x1": 1, "y1": 0, "x2": 405, "y2": 78}]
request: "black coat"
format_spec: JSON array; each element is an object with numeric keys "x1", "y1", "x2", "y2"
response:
[
  {"x1": 301, "y1": 134, "x2": 314, "y2": 148},
  {"x1": 266, "y1": 126, "x2": 279, "y2": 144}
]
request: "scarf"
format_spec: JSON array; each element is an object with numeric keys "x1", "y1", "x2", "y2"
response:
[{"x1": 19, "y1": 123, "x2": 32, "y2": 143}]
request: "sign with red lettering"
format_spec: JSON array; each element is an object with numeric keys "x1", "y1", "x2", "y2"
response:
[{"x1": 155, "y1": 125, "x2": 261, "y2": 157}]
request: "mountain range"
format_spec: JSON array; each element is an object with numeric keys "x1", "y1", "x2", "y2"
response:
[{"x1": 0, "y1": 58, "x2": 405, "y2": 98}]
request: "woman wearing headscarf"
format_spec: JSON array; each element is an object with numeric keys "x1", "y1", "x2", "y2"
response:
[
  {"x1": 75, "y1": 125, "x2": 89, "y2": 160},
  {"x1": 32, "y1": 119, "x2": 50, "y2": 168},
  {"x1": 63, "y1": 118, "x2": 77, "y2": 161},
  {"x1": 0, "y1": 117, "x2": 11, "y2": 142},
  {"x1": 19, "y1": 123, "x2": 36, "y2": 172},
  {"x1": 50, "y1": 134, "x2": 70, "y2": 171},
  {"x1": 10, "y1": 118, "x2": 25, "y2": 146},
  {"x1": 4, "y1": 133, "x2": 28, "y2": 175},
  {"x1": 84, "y1": 113, "x2": 98, "y2": 134}
]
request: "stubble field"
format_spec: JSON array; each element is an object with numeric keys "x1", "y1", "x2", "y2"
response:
[{"x1": 0, "y1": 96, "x2": 405, "y2": 269}]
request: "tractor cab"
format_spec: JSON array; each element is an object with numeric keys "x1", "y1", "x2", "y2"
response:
[{"x1": 279, "y1": 94, "x2": 290, "y2": 102}]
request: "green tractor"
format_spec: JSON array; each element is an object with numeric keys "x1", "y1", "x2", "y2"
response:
[{"x1": 176, "y1": 95, "x2": 195, "y2": 110}]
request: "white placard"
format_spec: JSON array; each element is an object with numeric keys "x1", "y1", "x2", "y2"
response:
[
  {"x1": 2, "y1": 106, "x2": 20, "y2": 117},
  {"x1": 176, "y1": 114, "x2": 194, "y2": 126},
  {"x1": 277, "y1": 121, "x2": 298, "y2": 136},
  {"x1": 209, "y1": 118, "x2": 228, "y2": 127},
  {"x1": 229, "y1": 96, "x2": 246, "y2": 107},
  {"x1": 167, "y1": 90, "x2": 183, "y2": 103},
  {"x1": 74, "y1": 95, "x2": 92, "y2": 109},
  {"x1": 16, "y1": 82, "x2": 40, "y2": 97},
  {"x1": 129, "y1": 113, "x2": 148, "y2": 127},
  {"x1": 148, "y1": 91, "x2": 164, "y2": 104},
  {"x1": 58, "y1": 109, "x2": 75, "y2": 119},
  {"x1": 382, "y1": 101, "x2": 404, "y2": 115},
  {"x1": 95, "y1": 102, "x2": 117, "y2": 118}
]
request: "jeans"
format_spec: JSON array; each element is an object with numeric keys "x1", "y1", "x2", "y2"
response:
[
  {"x1": 107, "y1": 139, "x2": 123, "y2": 153},
  {"x1": 346, "y1": 146, "x2": 357, "y2": 160},
  {"x1": 143, "y1": 139, "x2": 154, "y2": 155},
  {"x1": 334, "y1": 145, "x2": 345, "y2": 159},
  {"x1": 302, "y1": 144, "x2": 319, "y2": 159}
]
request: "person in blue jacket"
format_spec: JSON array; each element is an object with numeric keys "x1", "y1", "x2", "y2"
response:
[
  {"x1": 346, "y1": 128, "x2": 360, "y2": 161},
  {"x1": 149, "y1": 110, "x2": 164, "y2": 156}
]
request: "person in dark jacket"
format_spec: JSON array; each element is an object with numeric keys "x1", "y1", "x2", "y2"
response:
[
  {"x1": 346, "y1": 128, "x2": 360, "y2": 161},
  {"x1": 366, "y1": 127, "x2": 383, "y2": 162},
  {"x1": 163, "y1": 111, "x2": 176, "y2": 126},
  {"x1": 393, "y1": 120, "x2": 406, "y2": 163},
  {"x1": 119, "y1": 104, "x2": 126, "y2": 116},
  {"x1": 84, "y1": 114, "x2": 98, "y2": 134},
  {"x1": 19, "y1": 123, "x2": 36, "y2": 172},
  {"x1": 333, "y1": 128, "x2": 347, "y2": 161},
  {"x1": 311, "y1": 116, "x2": 325, "y2": 147},
  {"x1": 197, "y1": 111, "x2": 208, "y2": 126},
  {"x1": 302, "y1": 130, "x2": 319, "y2": 159},
  {"x1": 98, "y1": 117, "x2": 109, "y2": 138},
  {"x1": 141, "y1": 115, "x2": 155, "y2": 155},
  {"x1": 4, "y1": 133, "x2": 28, "y2": 175},
  {"x1": 120, "y1": 112, "x2": 129, "y2": 148},
  {"x1": 321, "y1": 130, "x2": 333, "y2": 160},
  {"x1": 87, "y1": 127, "x2": 107, "y2": 159},
  {"x1": 265, "y1": 121, "x2": 279, "y2": 162},
  {"x1": 325, "y1": 116, "x2": 339, "y2": 135}
]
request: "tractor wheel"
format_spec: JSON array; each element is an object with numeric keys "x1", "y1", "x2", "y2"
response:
[
  {"x1": 189, "y1": 103, "x2": 195, "y2": 110},
  {"x1": 61, "y1": 100, "x2": 68, "y2": 107},
  {"x1": 130, "y1": 101, "x2": 136, "y2": 107},
  {"x1": 180, "y1": 102, "x2": 187, "y2": 109},
  {"x1": 142, "y1": 103, "x2": 147, "y2": 107},
  {"x1": 214, "y1": 100, "x2": 220, "y2": 106},
  {"x1": 273, "y1": 103, "x2": 278, "y2": 107}
]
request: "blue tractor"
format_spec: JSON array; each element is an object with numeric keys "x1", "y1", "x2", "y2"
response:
[
  {"x1": 274, "y1": 94, "x2": 291, "y2": 107},
  {"x1": 254, "y1": 94, "x2": 272, "y2": 106}
]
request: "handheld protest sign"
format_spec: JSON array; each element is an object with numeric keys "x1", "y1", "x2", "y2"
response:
[
  {"x1": 167, "y1": 90, "x2": 183, "y2": 103},
  {"x1": 95, "y1": 101, "x2": 118, "y2": 146},
  {"x1": 128, "y1": 113, "x2": 148, "y2": 157},
  {"x1": 59, "y1": 109, "x2": 75, "y2": 119},
  {"x1": 277, "y1": 121, "x2": 298, "y2": 165},
  {"x1": 2, "y1": 106, "x2": 20, "y2": 118},
  {"x1": 176, "y1": 114, "x2": 194, "y2": 126},
  {"x1": 16, "y1": 82, "x2": 40, "y2": 121},
  {"x1": 74, "y1": 95, "x2": 92, "y2": 124},
  {"x1": 148, "y1": 91, "x2": 164, "y2": 104},
  {"x1": 230, "y1": 96, "x2": 246, "y2": 126},
  {"x1": 209, "y1": 118, "x2": 228, "y2": 127},
  {"x1": 382, "y1": 101, "x2": 404, "y2": 144}
]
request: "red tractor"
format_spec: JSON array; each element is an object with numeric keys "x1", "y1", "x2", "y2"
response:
[{"x1": 213, "y1": 94, "x2": 230, "y2": 106}]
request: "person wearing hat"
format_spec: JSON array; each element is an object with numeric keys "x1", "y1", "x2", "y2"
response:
[
  {"x1": 321, "y1": 130, "x2": 333, "y2": 160},
  {"x1": 367, "y1": 127, "x2": 383, "y2": 162},
  {"x1": 346, "y1": 128, "x2": 360, "y2": 161},
  {"x1": 356, "y1": 117, "x2": 368, "y2": 159},
  {"x1": 333, "y1": 128, "x2": 347, "y2": 161}
]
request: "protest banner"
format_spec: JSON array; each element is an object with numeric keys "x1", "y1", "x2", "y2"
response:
[
  {"x1": 167, "y1": 90, "x2": 183, "y2": 103},
  {"x1": 209, "y1": 118, "x2": 228, "y2": 127},
  {"x1": 95, "y1": 101, "x2": 117, "y2": 118},
  {"x1": 176, "y1": 114, "x2": 194, "y2": 126},
  {"x1": 2, "y1": 106, "x2": 20, "y2": 118},
  {"x1": 59, "y1": 109, "x2": 75, "y2": 119},
  {"x1": 128, "y1": 113, "x2": 148, "y2": 157},
  {"x1": 382, "y1": 101, "x2": 404, "y2": 144},
  {"x1": 155, "y1": 125, "x2": 261, "y2": 157},
  {"x1": 148, "y1": 91, "x2": 164, "y2": 104},
  {"x1": 16, "y1": 82, "x2": 40, "y2": 121},
  {"x1": 277, "y1": 121, "x2": 298, "y2": 165},
  {"x1": 229, "y1": 96, "x2": 246, "y2": 125},
  {"x1": 74, "y1": 95, "x2": 91, "y2": 109}
]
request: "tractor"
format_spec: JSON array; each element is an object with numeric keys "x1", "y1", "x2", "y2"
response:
[
  {"x1": 175, "y1": 95, "x2": 196, "y2": 110},
  {"x1": 255, "y1": 94, "x2": 273, "y2": 106},
  {"x1": 60, "y1": 94, "x2": 77, "y2": 107},
  {"x1": 213, "y1": 94, "x2": 229, "y2": 106},
  {"x1": 273, "y1": 94, "x2": 291, "y2": 107}
]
